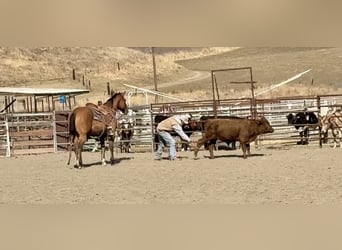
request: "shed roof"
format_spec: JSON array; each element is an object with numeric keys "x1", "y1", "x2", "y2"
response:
[{"x1": 0, "y1": 87, "x2": 90, "y2": 96}]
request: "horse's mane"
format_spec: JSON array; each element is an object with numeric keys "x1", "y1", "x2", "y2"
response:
[{"x1": 104, "y1": 92, "x2": 122, "y2": 107}]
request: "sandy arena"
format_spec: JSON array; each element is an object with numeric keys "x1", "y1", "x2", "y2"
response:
[{"x1": 0, "y1": 145, "x2": 341, "y2": 205}]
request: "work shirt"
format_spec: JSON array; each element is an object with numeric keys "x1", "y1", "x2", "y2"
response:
[{"x1": 157, "y1": 116, "x2": 191, "y2": 142}]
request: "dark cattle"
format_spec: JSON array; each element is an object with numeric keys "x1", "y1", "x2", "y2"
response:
[
  {"x1": 117, "y1": 119, "x2": 134, "y2": 153},
  {"x1": 286, "y1": 111, "x2": 319, "y2": 145},
  {"x1": 154, "y1": 115, "x2": 197, "y2": 151},
  {"x1": 198, "y1": 115, "x2": 244, "y2": 150},
  {"x1": 194, "y1": 116, "x2": 274, "y2": 159}
]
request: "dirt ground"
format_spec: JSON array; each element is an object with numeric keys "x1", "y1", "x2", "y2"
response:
[{"x1": 0, "y1": 145, "x2": 341, "y2": 204}]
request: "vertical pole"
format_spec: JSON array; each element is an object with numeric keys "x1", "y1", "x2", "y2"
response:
[
  {"x1": 47, "y1": 95, "x2": 51, "y2": 111},
  {"x1": 317, "y1": 95, "x2": 323, "y2": 148},
  {"x1": 5, "y1": 115, "x2": 10, "y2": 157},
  {"x1": 26, "y1": 97, "x2": 29, "y2": 112},
  {"x1": 211, "y1": 71, "x2": 217, "y2": 118},
  {"x1": 10, "y1": 96, "x2": 13, "y2": 112},
  {"x1": 68, "y1": 95, "x2": 72, "y2": 110},
  {"x1": 214, "y1": 74, "x2": 220, "y2": 105},
  {"x1": 107, "y1": 82, "x2": 110, "y2": 95},
  {"x1": 30, "y1": 96, "x2": 33, "y2": 112},
  {"x1": 34, "y1": 95, "x2": 37, "y2": 112},
  {"x1": 52, "y1": 110, "x2": 57, "y2": 152},
  {"x1": 250, "y1": 67, "x2": 256, "y2": 118},
  {"x1": 52, "y1": 96, "x2": 55, "y2": 111},
  {"x1": 151, "y1": 47, "x2": 158, "y2": 103},
  {"x1": 4, "y1": 96, "x2": 8, "y2": 113},
  {"x1": 150, "y1": 103, "x2": 155, "y2": 153}
]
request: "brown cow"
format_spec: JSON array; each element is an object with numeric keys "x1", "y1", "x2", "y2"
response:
[{"x1": 193, "y1": 116, "x2": 274, "y2": 159}]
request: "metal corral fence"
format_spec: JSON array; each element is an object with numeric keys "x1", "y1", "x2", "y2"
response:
[
  {"x1": 255, "y1": 94, "x2": 342, "y2": 148},
  {"x1": 115, "y1": 105, "x2": 153, "y2": 153},
  {"x1": 0, "y1": 108, "x2": 154, "y2": 157},
  {"x1": 150, "y1": 94, "x2": 342, "y2": 150},
  {"x1": 1, "y1": 94, "x2": 342, "y2": 157},
  {"x1": 0, "y1": 112, "x2": 57, "y2": 157}
]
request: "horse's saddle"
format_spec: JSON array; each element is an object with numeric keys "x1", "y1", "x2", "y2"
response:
[{"x1": 86, "y1": 103, "x2": 116, "y2": 125}]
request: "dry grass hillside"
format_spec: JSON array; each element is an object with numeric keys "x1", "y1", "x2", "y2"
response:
[{"x1": 1, "y1": 47, "x2": 342, "y2": 106}]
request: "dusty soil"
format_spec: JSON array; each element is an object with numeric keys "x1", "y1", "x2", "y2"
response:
[{"x1": 1, "y1": 146, "x2": 341, "y2": 204}]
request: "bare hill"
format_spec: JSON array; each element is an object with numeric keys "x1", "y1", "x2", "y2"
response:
[
  {"x1": 1, "y1": 47, "x2": 342, "y2": 105},
  {"x1": 175, "y1": 47, "x2": 342, "y2": 90}
]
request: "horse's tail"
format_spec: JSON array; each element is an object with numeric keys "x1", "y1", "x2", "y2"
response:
[{"x1": 67, "y1": 111, "x2": 76, "y2": 165}]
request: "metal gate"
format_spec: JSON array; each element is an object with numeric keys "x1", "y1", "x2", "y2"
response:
[
  {"x1": 6, "y1": 112, "x2": 56, "y2": 155},
  {"x1": 54, "y1": 111, "x2": 70, "y2": 151}
]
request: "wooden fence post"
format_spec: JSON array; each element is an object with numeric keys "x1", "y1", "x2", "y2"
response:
[{"x1": 107, "y1": 82, "x2": 110, "y2": 95}]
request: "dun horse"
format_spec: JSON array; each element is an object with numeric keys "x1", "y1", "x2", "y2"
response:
[{"x1": 67, "y1": 92, "x2": 128, "y2": 168}]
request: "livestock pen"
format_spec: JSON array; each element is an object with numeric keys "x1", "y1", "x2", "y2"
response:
[
  {"x1": 2, "y1": 93, "x2": 342, "y2": 158},
  {"x1": 0, "y1": 87, "x2": 89, "y2": 157},
  {"x1": 150, "y1": 94, "x2": 342, "y2": 151}
]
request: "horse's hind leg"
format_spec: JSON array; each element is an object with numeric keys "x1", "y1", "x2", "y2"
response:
[
  {"x1": 108, "y1": 135, "x2": 115, "y2": 165},
  {"x1": 73, "y1": 139, "x2": 81, "y2": 168},
  {"x1": 100, "y1": 138, "x2": 106, "y2": 166},
  {"x1": 75, "y1": 135, "x2": 87, "y2": 168}
]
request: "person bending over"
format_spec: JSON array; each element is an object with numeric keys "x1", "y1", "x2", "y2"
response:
[{"x1": 155, "y1": 114, "x2": 192, "y2": 161}]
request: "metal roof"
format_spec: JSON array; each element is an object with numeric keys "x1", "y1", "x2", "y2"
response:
[{"x1": 0, "y1": 87, "x2": 90, "y2": 96}]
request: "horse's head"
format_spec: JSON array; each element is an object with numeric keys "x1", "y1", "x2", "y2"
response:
[{"x1": 104, "y1": 92, "x2": 128, "y2": 115}]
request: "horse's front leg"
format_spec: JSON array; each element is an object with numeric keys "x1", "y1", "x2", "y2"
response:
[
  {"x1": 108, "y1": 135, "x2": 115, "y2": 165},
  {"x1": 100, "y1": 138, "x2": 106, "y2": 166}
]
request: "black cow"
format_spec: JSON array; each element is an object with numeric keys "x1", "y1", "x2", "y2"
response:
[
  {"x1": 286, "y1": 111, "x2": 319, "y2": 145},
  {"x1": 154, "y1": 115, "x2": 197, "y2": 151}
]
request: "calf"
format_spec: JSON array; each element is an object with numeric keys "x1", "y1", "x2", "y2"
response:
[
  {"x1": 194, "y1": 116, "x2": 274, "y2": 159},
  {"x1": 321, "y1": 110, "x2": 342, "y2": 148},
  {"x1": 287, "y1": 111, "x2": 319, "y2": 145},
  {"x1": 117, "y1": 119, "x2": 134, "y2": 153},
  {"x1": 198, "y1": 115, "x2": 244, "y2": 150}
]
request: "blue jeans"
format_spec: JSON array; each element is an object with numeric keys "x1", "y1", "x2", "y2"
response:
[{"x1": 156, "y1": 130, "x2": 176, "y2": 160}]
